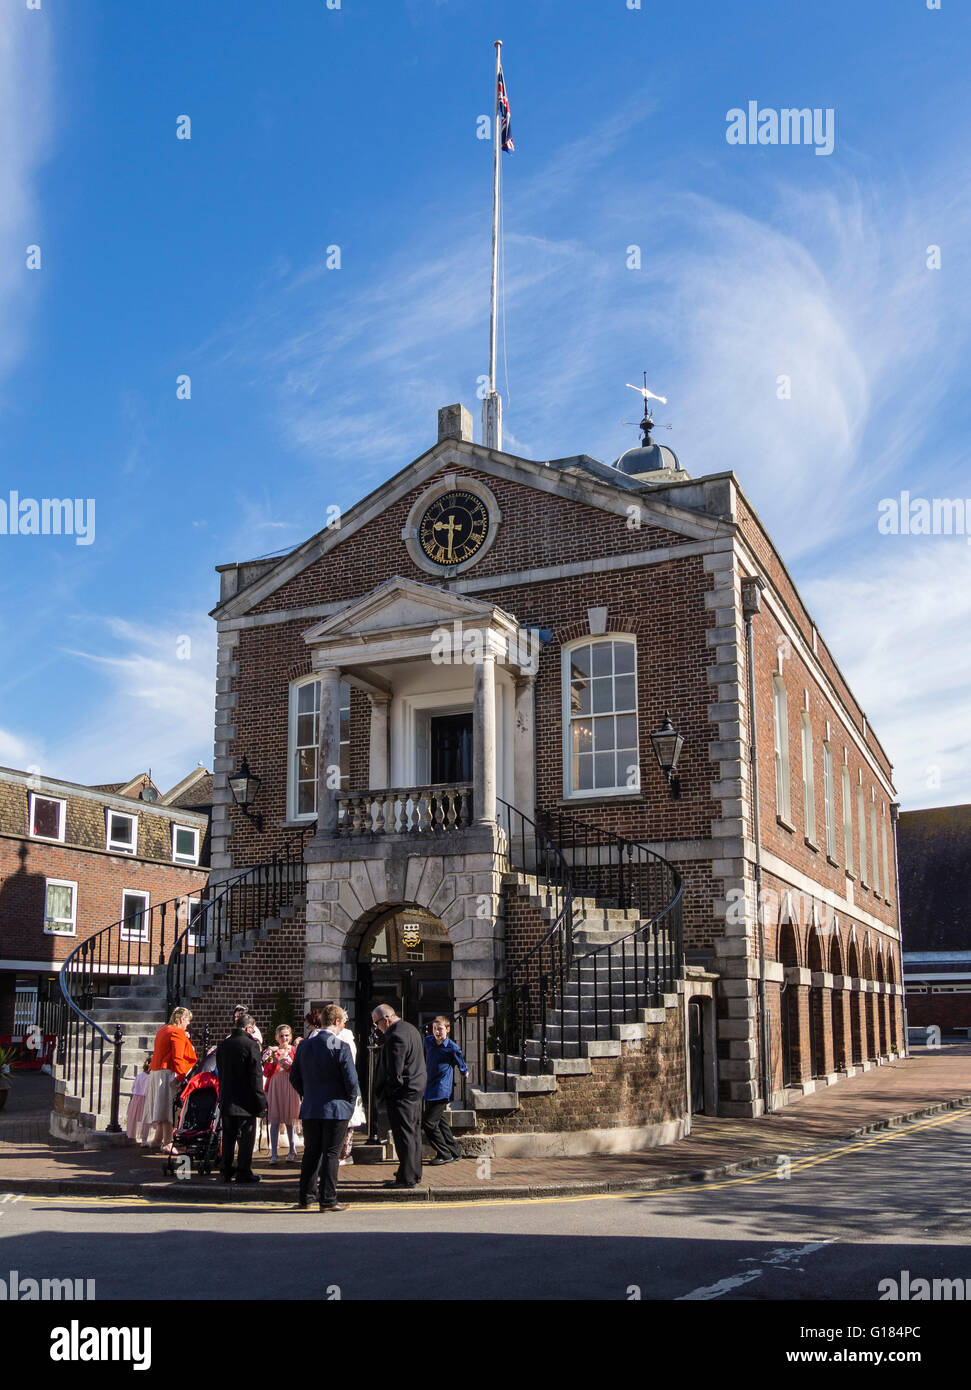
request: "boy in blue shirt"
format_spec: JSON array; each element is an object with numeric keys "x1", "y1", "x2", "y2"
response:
[{"x1": 422, "y1": 1016, "x2": 469, "y2": 1164}]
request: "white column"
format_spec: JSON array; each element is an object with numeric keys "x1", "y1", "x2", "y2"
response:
[
  {"x1": 316, "y1": 666, "x2": 342, "y2": 835},
  {"x1": 473, "y1": 647, "x2": 497, "y2": 824},
  {"x1": 368, "y1": 694, "x2": 390, "y2": 789},
  {"x1": 513, "y1": 672, "x2": 536, "y2": 822}
]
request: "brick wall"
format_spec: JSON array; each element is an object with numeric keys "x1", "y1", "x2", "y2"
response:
[
  {"x1": 0, "y1": 835, "x2": 209, "y2": 967},
  {"x1": 473, "y1": 1005, "x2": 685, "y2": 1135},
  {"x1": 749, "y1": 599, "x2": 898, "y2": 938},
  {"x1": 905, "y1": 991, "x2": 971, "y2": 1030},
  {"x1": 181, "y1": 903, "x2": 308, "y2": 1047}
]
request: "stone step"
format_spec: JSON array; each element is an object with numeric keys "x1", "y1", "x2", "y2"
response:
[
  {"x1": 91, "y1": 997, "x2": 162, "y2": 1016},
  {"x1": 469, "y1": 1088, "x2": 520, "y2": 1111},
  {"x1": 486, "y1": 1069, "x2": 557, "y2": 1093},
  {"x1": 495, "y1": 1054, "x2": 593, "y2": 1077}
]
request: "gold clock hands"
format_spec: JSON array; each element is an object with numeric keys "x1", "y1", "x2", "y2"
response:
[{"x1": 433, "y1": 514, "x2": 459, "y2": 561}]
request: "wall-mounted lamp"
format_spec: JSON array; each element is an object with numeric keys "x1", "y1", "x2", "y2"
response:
[
  {"x1": 229, "y1": 756, "x2": 263, "y2": 831},
  {"x1": 650, "y1": 712, "x2": 684, "y2": 799}
]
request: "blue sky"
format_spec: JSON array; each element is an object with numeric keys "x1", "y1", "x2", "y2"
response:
[{"x1": 0, "y1": 0, "x2": 968, "y2": 807}]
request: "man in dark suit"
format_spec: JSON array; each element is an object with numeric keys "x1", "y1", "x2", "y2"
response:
[
  {"x1": 215, "y1": 1012, "x2": 267, "y2": 1184},
  {"x1": 289, "y1": 1002, "x2": 359, "y2": 1212},
  {"x1": 372, "y1": 1004, "x2": 427, "y2": 1189}
]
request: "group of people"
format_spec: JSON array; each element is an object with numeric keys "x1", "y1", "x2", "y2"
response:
[{"x1": 125, "y1": 998, "x2": 469, "y2": 1210}]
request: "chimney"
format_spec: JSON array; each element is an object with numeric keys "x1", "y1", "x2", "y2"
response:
[{"x1": 437, "y1": 403, "x2": 474, "y2": 443}]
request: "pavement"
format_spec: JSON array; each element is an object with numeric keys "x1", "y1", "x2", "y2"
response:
[{"x1": 2, "y1": 1044, "x2": 970, "y2": 1204}]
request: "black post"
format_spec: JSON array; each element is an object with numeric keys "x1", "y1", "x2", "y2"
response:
[
  {"x1": 105, "y1": 1025, "x2": 123, "y2": 1133},
  {"x1": 366, "y1": 1036, "x2": 381, "y2": 1144}
]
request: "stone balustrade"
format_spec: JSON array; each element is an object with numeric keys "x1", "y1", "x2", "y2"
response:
[{"x1": 336, "y1": 784, "x2": 473, "y2": 836}]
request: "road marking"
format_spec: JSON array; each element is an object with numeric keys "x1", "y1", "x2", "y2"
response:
[
  {"x1": 678, "y1": 1239, "x2": 836, "y2": 1301},
  {"x1": 7, "y1": 1107, "x2": 971, "y2": 1215}
]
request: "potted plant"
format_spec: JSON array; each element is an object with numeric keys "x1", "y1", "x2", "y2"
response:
[{"x1": 0, "y1": 1044, "x2": 18, "y2": 1113}]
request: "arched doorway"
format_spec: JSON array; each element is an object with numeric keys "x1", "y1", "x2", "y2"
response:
[
  {"x1": 808, "y1": 929, "x2": 826, "y2": 1079},
  {"x1": 875, "y1": 951, "x2": 888, "y2": 1056},
  {"x1": 355, "y1": 905, "x2": 454, "y2": 1036},
  {"x1": 829, "y1": 935, "x2": 846, "y2": 1070},
  {"x1": 887, "y1": 953, "x2": 899, "y2": 1051},
  {"x1": 778, "y1": 922, "x2": 799, "y2": 1088},
  {"x1": 863, "y1": 942, "x2": 877, "y2": 1060},
  {"x1": 848, "y1": 939, "x2": 863, "y2": 1064}
]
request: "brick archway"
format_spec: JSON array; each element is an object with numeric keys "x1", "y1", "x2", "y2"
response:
[
  {"x1": 829, "y1": 932, "x2": 847, "y2": 1070},
  {"x1": 848, "y1": 938, "x2": 864, "y2": 1064}
]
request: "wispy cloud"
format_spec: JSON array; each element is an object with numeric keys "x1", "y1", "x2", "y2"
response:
[
  {"x1": 197, "y1": 95, "x2": 971, "y2": 805},
  {"x1": 54, "y1": 617, "x2": 215, "y2": 789},
  {"x1": 804, "y1": 541, "x2": 971, "y2": 808}
]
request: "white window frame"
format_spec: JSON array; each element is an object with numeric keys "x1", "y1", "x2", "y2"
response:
[
  {"x1": 29, "y1": 793, "x2": 66, "y2": 843},
  {"x1": 561, "y1": 635, "x2": 640, "y2": 800},
  {"x1": 870, "y1": 802, "x2": 881, "y2": 896},
  {"x1": 842, "y1": 763, "x2": 854, "y2": 874},
  {"x1": 43, "y1": 878, "x2": 77, "y2": 936},
  {"x1": 823, "y1": 742, "x2": 836, "y2": 859},
  {"x1": 857, "y1": 786, "x2": 868, "y2": 885},
  {"x1": 772, "y1": 677, "x2": 792, "y2": 824},
  {"x1": 172, "y1": 824, "x2": 200, "y2": 865},
  {"x1": 183, "y1": 896, "x2": 205, "y2": 948},
  {"x1": 120, "y1": 889, "x2": 150, "y2": 942},
  {"x1": 882, "y1": 813, "x2": 891, "y2": 903},
  {"x1": 286, "y1": 676, "x2": 351, "y2": 821},
  {"x1": 106, "y1": 808, "x2": 138, "y2": 856},
  {"x1": 801, "y1": 713, "x2": 816, "y2": 844}
]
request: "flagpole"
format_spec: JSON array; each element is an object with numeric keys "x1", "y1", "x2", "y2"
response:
[
  {"x1": 489, "y1": 39, "x2": 501, "y2": 400},
  {"x1": 484, "y1": 39, "x2": 503, "y2": 450}
]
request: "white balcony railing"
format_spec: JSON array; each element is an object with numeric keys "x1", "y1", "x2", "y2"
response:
[{"x1": 336, "y1": 783, "x2": 473, "y2": 836}]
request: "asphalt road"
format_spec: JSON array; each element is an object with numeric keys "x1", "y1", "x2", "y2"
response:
[{"x1": 2, "y1": 1108, "x2": 971, "y2": 1302}]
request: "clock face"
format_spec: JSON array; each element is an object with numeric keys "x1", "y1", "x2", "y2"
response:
[{"x1": 417, "y1": 490, "x2": 490, "y2": 567}]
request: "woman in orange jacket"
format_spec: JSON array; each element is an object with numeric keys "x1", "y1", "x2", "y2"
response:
[{"x1": 144, "y1": 1007, "x2": 197, "y2": 1151}]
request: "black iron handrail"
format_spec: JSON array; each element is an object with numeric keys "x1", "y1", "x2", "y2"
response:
[
  {"x1": 453, "y1": 806, "x2": 683, "y2": 1098},
  {"x1": 165, "y1": 836, "x2": 309, "y2": 1016},
  {"x1": 56, "y1": 828, "x2": 311, "y2": 1133}
]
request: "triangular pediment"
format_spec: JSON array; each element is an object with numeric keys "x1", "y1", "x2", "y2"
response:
[
  {"x1": 303, "y1": 576, "x2": 516, "y2": 646},
  {"x1": 213, "y1": 435, "x2": 729, "y2": 622}
]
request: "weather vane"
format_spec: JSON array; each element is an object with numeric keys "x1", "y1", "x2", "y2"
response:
[
  {"x1": 625, "y1": 373, "x2": 669, "y2": 443},
  {"x1": 625, "y1": 372, "x2": 667, "y2": 410}
]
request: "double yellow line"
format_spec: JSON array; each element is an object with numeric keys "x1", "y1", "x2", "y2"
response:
[{"x1": 9, "y1": 1107, "x2": 970, "y2": 1213}]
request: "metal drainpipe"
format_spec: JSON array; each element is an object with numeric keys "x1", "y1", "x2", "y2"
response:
[
  {"x1": 890, "y1": 801, "x2": 909, "y2": 1058},
  {"x1": 741, "y1": 576, "x2": 772, "y2": 1113}
]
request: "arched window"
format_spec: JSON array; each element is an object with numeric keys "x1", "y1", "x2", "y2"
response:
[
  {"x1": 287, "y1": 676, "x2": 350, "y2": 820},
  {"x1": 562, "y1": 637, "x2": 639, "y2": 797},
  {"x1": 773, "y1": 676, "x2": 792, "y2": 823}
]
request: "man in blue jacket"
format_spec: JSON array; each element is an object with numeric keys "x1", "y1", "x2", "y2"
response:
[
  {"x1": 289, "y1": 1003, "x2": 359, "y2": 1212},
  {"x1": 422, "y1": 1014, "x2": 469, "y2": 1164}
]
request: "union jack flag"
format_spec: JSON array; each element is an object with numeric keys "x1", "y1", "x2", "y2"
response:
[{"x1": 497, "y1": 64, "x2": 514, "y2": 152}]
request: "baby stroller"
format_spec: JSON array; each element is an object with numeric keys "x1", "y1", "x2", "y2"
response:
[{"x1": 164, "y1": 1070, "x2": 221, "y2": 1176}]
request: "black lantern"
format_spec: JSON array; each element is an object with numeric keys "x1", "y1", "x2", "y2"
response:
[
  {"x1": 229, "y1": 756, "x2": 263, "y2": 830},
  {"x1": 650, "y1": 712, "x2": 684, "y2": 798}
]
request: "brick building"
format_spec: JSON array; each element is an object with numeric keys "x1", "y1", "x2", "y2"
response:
[
  {"x1": 196, "y1": 397, "x2": 903, "y2": 1153},
  {"x1": 0, "y1": 764, "x2": 210, "y2": 1037},
  {"x1": 898, "y1": 804, "x2": 971, "y2": 1031}
]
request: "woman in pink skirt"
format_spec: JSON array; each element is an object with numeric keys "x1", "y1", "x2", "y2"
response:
[
  {"x1": 262, "y1": 1025, "x2": 301, "y2": 1163},
  {"x1": 125, "y1": 1058, "x2": 151, "y2": 1143}
]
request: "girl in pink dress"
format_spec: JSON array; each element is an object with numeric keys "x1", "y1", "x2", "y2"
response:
[
  {"x1": 262, "y1": 1025, "x2": 301, "y2": 1163},
  {"x1": 125, "y1": 1058, "x2": 151, "y2": 1143}
]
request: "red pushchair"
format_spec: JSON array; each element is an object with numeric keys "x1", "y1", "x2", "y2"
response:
[{"x1": 164, "y1": 1071, "x2": 221, "y2": 1176}]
